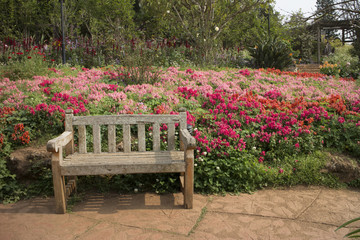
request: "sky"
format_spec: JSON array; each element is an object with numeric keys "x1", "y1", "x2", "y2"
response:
[{"x1": 275, "y1": 0, "x2": 317, "y2": 18}]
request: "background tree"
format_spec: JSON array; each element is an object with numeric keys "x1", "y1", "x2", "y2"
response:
[
  {"x1": 283, "y1": 11, "x2": 315, "y2": 63},
  {"x1": 316, "y1": 0, "x2": 338, "y2": 39},
  {"x1": 314, "y1": 0, "x2": 359, "y2": 60},
  {"x1": 164, "y1": 0, "x2": 270, "y2": 63}
]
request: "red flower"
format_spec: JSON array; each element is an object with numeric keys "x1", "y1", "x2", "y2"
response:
[
  {"x1": 8, "y1": 56, "x2": 11, "y2": 59},
  {"x1": 27, "y1": 56, "x2": 32, "y2": 59},
  {"x1": 51, "y1": 59, "x2": 55, "y2": 62}
]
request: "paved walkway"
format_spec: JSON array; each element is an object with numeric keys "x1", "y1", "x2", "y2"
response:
[{"x1": 1, "y1": 186, "x2": 360, "y2": 240}]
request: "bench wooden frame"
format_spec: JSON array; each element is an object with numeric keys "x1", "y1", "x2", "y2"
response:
[{"x1": 47, "y1": 108, "x2": 196, "y2": 214}]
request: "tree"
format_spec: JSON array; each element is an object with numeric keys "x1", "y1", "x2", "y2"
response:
[
  {"x1": 316, "y1": 0, "x2": 337, "y2": 38},
  {"x1": 313, "y1": 0, "x2": 360, "y2": 59},
  {"x1": 284, "y1": 11, "x2": 314, "y2": 62},
  {"x1": 137, "y1": 0, "x2": 270, "y2": 63}
]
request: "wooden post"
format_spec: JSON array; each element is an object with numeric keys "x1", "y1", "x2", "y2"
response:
[
  {"x1": 51, "y1": 147, "x2": 66, "y2": 214},
  {"x1": 184, "y1": 149, "x2": 194, "y2": 209}
]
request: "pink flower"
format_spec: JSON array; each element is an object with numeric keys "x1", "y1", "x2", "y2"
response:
[
  {"x1": 295, "y1": 143, "x2": 300, "y2": 148},
  {"x1": 338, "y1": 117, "x2": 345, "y2": 124},
  {"x1": 279, "y1": 168, "x2": 284, "y2": 174}
]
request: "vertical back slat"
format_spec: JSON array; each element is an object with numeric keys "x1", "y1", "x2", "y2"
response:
[
  {"x1": 78, "y1": 125, "x2": 87, "y2": 154},
  {"x1": 123, "y1": 124, "x2": 131, "y2": 153},
  {"x1": 138, "y1": 123, "x2": 146, "y2": 152},
  {"x1": 168, "y1": 123, "x2": 175, "y2": 151},
  {"x1": 93, "y1": 124, "x2": 101, "y2": 153},
  {"x1": 65, "y1": 109, "x2": 74, "y2": 155},
  {"x1": 179, "y1": 109, "x2": 187, "y2": 151},
  {"x1": 153, "y1": 122, "x2": 160, "y2": 152},
  {"x1": 108, "y1": 125, "x2": 116, "y2": 153}
]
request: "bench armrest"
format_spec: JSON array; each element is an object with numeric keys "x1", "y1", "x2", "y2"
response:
[
  {"x1": 180, "y1": 129, "x2": 196, "y2": 150},
  {"x1": 47, "y1": 131, "x2": 73, "y2": 153}
]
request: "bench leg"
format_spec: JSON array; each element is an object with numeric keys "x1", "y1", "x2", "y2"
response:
[
  {"x1": 184, "y1": 149, "x2": 194, "y2": 209},
  {"x1": 52, "y1": 153, "x2": 66, "y2": 214}
]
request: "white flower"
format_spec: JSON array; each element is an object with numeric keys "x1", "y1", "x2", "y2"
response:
[
  {"x1": 198, "y1": 157, "x2": 203, "y2": 162},
  {"x1": 202, "y1": 152, "x2": 207, "y2": 156},
  {"x1": 134, "y1": 188, "x2": 138, "y2": 193},
  {"x1": 149, "y1": 132, "x2": 152, "y2": 136},
  {"x1": 196, "y1": 33, "x2": 199, "y2": 37},
  {"x1": 204, "y1": 39, "x2": 206, "y2": 42},
  {"x1": 216, "y1": 166, "x2": 220, "y2": 170},
  {"x1": 252, "y1": 146, "x2": 256, "y2": 150},
  {"x1": 194, "y1": 163, "x2": 198, "y2": 167},
  {"x1": 197, "y1": 149, "x2": 200, "y2": 153},
  {"x1": 215, "y1": 26, "x2": 219, "y2": 32},
  {"x1": 166, "y1": 10, "x2": 170, "y2": 14}
]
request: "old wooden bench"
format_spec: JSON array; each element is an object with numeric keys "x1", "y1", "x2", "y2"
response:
[{"x1": 47, "y1": 108, "x2": 196, "y2": 214}]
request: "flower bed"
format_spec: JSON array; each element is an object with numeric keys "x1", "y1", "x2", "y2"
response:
[{"x1": 1, "y1": 67, "x2": 360, "y2": 194}]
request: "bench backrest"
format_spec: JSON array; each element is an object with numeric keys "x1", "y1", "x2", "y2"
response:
[{"x1": 65, "y1": 109, "x2": 187, "y2": 154}]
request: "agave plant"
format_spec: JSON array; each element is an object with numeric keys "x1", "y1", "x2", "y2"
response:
[
  {"x1": 249, "y1": 34, "x2": 294, "y2": 70},
  {"x1": 336, "y1": 217, "x2": 360, "y2": 238}
]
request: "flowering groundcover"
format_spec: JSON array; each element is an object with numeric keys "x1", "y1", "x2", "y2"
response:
[{"x1": 1, "y1": 67, "x2": 359, "y2": 194}]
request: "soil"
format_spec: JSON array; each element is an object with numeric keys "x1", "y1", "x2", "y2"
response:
[
  {"x1": 322, "y1": 152, "x2": 360, "y2": 182},
  {"x1": 7, "y1": 146, "x2": 360, "y2": 184},
  {"x1": 7, "y1": 146, "x2": 51, "y2": 179}
]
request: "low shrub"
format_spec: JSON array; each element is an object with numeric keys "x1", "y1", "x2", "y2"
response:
[{"x1": 249, "y1": 35, "x2": 294, "y2": 70}]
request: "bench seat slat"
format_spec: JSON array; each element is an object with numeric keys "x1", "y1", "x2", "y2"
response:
[{"x1": 61, "y1": 151, "x2": 185, "y2": 175}]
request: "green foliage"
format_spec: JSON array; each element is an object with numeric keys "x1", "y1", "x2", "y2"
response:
[
  {"x1": 322, "y1": 45, "x2": 360, "y2": 79},
  {"x1": 249, "y1": 35, "x2": 294, "y2": 70},
  {"x1": 0, "y1": 51, "x2": 51, "y2": 81},
  {"x1": 195, "y1": 151, "x2": 267, "y2": 194},
  {"x1": 265, "y1": 151, "x2": 341, "y2": 187},
  {"x1": 115, "y1": 46, "x2": 163, "y2": 86},
  {"x1": 283, "y1": 11, "x2": 314, "y2": 63},
  {"x1": 336, "y1": 217, "x2": 360, "y2": 238},
  {"x1": 0, "y1": 157, "x2": 26, "y2": 204}
]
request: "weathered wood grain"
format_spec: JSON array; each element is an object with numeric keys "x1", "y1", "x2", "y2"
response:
[
  {"x1": 51, "y1": 148, "x2": 66, "y2": 214},
  {"x1": 168, "y1": 123, "x2": 175, "y2": 151},
  {"x1": 153, "y1": 122, "x2": 160, "y2": 152},
  {"x1": 93, "y1": 125, "x2": 101, "y2": 154},
  {"x1": 47, "y1": 131, "x2": 73, "y2": 153},
  {"x1": 108, "y1": 125, "x2": 116, "y2": 153},
  {"x1": 72, "y1": 115, "x2": 182, "y2": 125},
  {"x1": 123, "y1": 124, "x2": 131, "y2": 153},
  {"x1": 138, "y1": 123, "x2": 146, "y2": 152},
  {"x1": 48, "y1": 110, "x2": 195, "y2": 213},
  {"x1": 78, "y1": 125, "x2": 87, "y2": 154}
]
